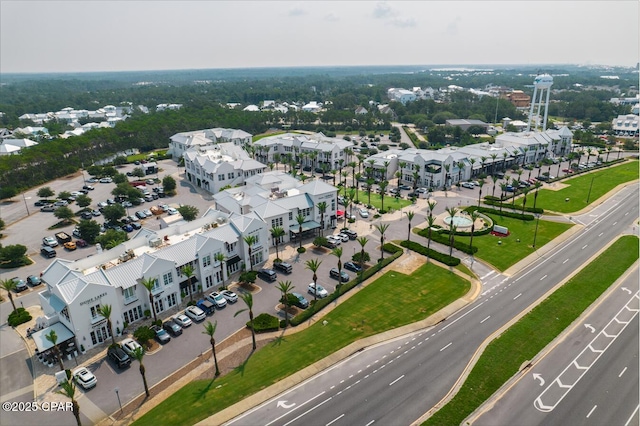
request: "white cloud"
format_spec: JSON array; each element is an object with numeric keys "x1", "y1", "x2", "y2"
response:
[
  {"x1": 324, "y1": 12, "x2": 339, "y2": 22},
  {"x1": 446, "y1": 16, "x2": 461, "y2": 36},
  {"x1": 372, "y1": 2, "x2": 396, "y2": 19},
  {"x1": 390, "y1": 17, "x2": 416, "y2": 28},
  {"x1": 289, "y1": 7, "x2": 305, "y2": 17}
]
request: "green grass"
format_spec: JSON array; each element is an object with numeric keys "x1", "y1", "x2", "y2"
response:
[
  {"x1": 521, "y1": 160, "x2": 638, "y2": 213},
  {"x1": 449, "y1": 213, "x2": 573, "y2": 271},
  {"x1": 135, "y1": 262, "x2": 470, "y2": 426},
  {"x1": 424, "y1": 235, "x2": 639, "y2": 426},
  {"x1": 127, "y1": 149, "x2": 168, "y2": 163},
  {"x1": 346, "y1": 188, "x2": 413, "y2": 211}
]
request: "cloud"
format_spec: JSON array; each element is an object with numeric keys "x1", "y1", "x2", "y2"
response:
[
  {"x1": 372, "y1": 2, "x2": 415, "y2": 28},
  {"x1": 446, "y1": 16, "x2": 461, "y2": 36},
  {"x1": 373, "y1": 2, "x2": 396, "y2": 19},
  {"x1": 288, "y1": 7, "x2": 305, "y2": 17},
  {"x1": 390, "y1": 17, "x2": 416, "y2": 28},
  {"x1": 324, "y1": 13, "x2": 339, "y2": 22}
]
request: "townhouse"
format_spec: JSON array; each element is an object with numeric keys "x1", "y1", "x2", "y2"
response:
[{"x1": 169, "y1": 127, "x2": 253, "y2": 160}]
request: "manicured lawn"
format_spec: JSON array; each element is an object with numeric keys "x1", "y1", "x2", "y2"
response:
[
  {"x1": 344, "y1": 188, "x2": 413, "y2": 211},
  {"x1": 134, "y1": 262, "x2": 470, "y2": 426},
  {"x1": 521, "y1": 160, "x2": 638, "y2": 213},
  {"x1": 126, "y1": 149, "x2": 168, "y2": 163},
  {"x1": 452, "y1": 213, "x2": 573, "y2": 271},
  {"x1": 424, "y1": 235, "x2": 639, "y2": 426}
]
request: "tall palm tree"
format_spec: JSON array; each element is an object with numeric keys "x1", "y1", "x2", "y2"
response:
[
  {"x1": 356, "y1": 237, "x2": 369, "y2": 282},
  {"x1": 427, "y1": 200, "x2": 437, "y2": 218},
  {"x1": 234, "y1": 293, "x2": 256, "y2": 350},
  {"x1": 457, "y1": 161, "x2": 465, "y2": 187},
  {"x1": 405, "y1": 211, "x2": 415, "y2": 241},
  {"x1": 443, "y1": 164, "x2": 450, "y2": 190},
  {"x1": 131, "y1": 346, "x2": 150, "y2": 396},
  {"x1": 316, "y1": 202, "x2": 327, "y2": 237},
  {"x1": 374, "y1": 223, "x2": 389, "y2": 261},
  {"x1": 366, "y1": 178, "x2": 374, "y2": 205},
  {"x1": 202, "y1": 321, "x2": 221, "y2": 376},
  {"x1": 502, "y1": 152, "x2": 509, "y2": 171},
  {"x1": 490, "y1": 153, "x2": 498, "y2": 175},
  {"x1": 56, "y1": 379, "x2": 81, "y2": 426},
  {"x1": 295, "y1": 214, "x2": 305, "y2": 250},
  {"x1": 182, "y1": 264, "x2": 195, "y2": 302},
  {"x1": 270, "y1": 226, "x2": 286, "y2": 259},
  {"x1": 477, "y1": 178, "x2": 485, "y2": 207},
  {"x1": 243, "y1": 235, "x2": 257, "y2": 271},
  {"x1": 347, "y1": 188, "x2": 357, "y2": 220},
  {"x1": 97, "y1": 304, "x2": 116, "y2": 345},
  {"x1": 532, "y1": 182, "x2": 543, "y2": 210},
  {"x1": 499, "y1": 183, "x2": 509, "y2": 215},
  {"x1": 141, "y1": 277, "x2": 158, "y2": 323},
  {"x1": 304, "y1": 258, "x2": 322, "y2": 303},
  {"x1": 425, "y1": 215, "x2": 436, "y2": 263},
  {"x1": 332, "y1": 247, "x2": 343, "y2": 285},
  {"x1": 491, "y1": 175, "x2": 498, "y2": 197},
  {"x1": 521, "y1": 187, "x2": 530, "y2": 217},
  {"x1": 214, "y1": 252, "x2": 227, "y2": 288},
  {"x1": 45, "y1": 330, "x2": 65, "y2": 371},
  {"x1": 448, "y1": 224, "x2": 458, "y2": 258},
  {"x1": 379, "y1": 180, "x2": 389, "y2": 212},
  {"x1": 468, "y1": 158, "x2": 476, "y2": 177},
  {"x1": 0, "y1": 278, "x2": 17, "y2": 311},
  {"x1": 480, "y1": 156, "x2": 488, "y2": 175},
  {"x1": 468, "y1": 210, "x2": 480, "y2": 254},
  {"x1": 275, "y1": 281, "x2": 294, "y2": 328}
]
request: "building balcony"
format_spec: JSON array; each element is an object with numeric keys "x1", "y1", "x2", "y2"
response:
[{"x1": 123, "y1": 295, "x2": 139, "y2": 306}]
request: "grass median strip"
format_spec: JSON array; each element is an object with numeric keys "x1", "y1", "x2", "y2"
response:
[
  {"x1": 423, "y1": 235, "x2": 639, "y2": 426},
  {"x1": 134, "y1": 262, "x2": 470, "y2": 426}
]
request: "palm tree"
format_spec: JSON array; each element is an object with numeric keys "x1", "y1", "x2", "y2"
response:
[
  {"x1": 499, "y1": 183, "x2": 509, "y2": 215},
  {"x1": 443, "y1": 164, "x2": 450, "y2": 190},
  {"x1": 491, "y1": 175, "x2": 498, "y2": 197},
  {"x1": 490, "y1": 153, "x2": 498, "y2": 175},
  {"x1": 56, "y1": 379, "x2": 81, "y2": 426},
  {"x1": 427, "y1": 200, "x2": 437, "y2": 218},
  {"x1": 131, "y1": 346, "x2": 150, "y2": 396},
  {"x1": 405, "y1": 211, "x2": 415, "y2": 242},
  {"x1": 270, "y1": 227, "x2": 286, "y2": 259},
  {"x1": 468, "y1": 211, "x2": 480, "y2": 254},
  {"x1": 468, "y1": 158, "x2": 476, "y2": 177},
  {"x1": 448, "y1": 224, "x2": 458, "y2": 258},
  {"x1": 243, "y1": 235, "x2": 257, "y2": 271},
  {"x1": 276, "y1": 281, "x2": 294, "y2": 328},
  {"x1": 182, "y1": 264, "x2": 195, "y2": 302},
  {"x1": 97, "y1": 304, "x2": 116, "y2": 345},
  {"x1": 457, "y1": 161, "x2": 465, "y2": 187},
  {"x1": 45, "y1": 330, "x2": 65, "y2": 371},
  {"x1": 234, "y1": 293, "x2": 257, "y2": 350},
  {"x1": 214, "y1": 252, "x2": 227, "y2": 288},
  {"x1": 480, "y1": 156, "x2": 488, "y2": 175},
  {"x1": 332, "y1": 247, "x2": 343, "y2": 286},
  {"x1": 304, "y1": 258, "x2": 322, "y2": 304},
  {"x1": 356, "y1": 237, "x2": 369, "y2": 282},
  {"x1": 379, "y1": 180, "x2": 389, "y2": 212},
  {"x1": 343, "y1": 197, "x2": 351, "y2": 228},
  {"x1": 521, "y1": 187, "x2": 530, "y2": 218},
  {"x1": 295, "y1": 214, "x2": 305, "y2": 250},
  {"x1": 502, "y1": 152, "x2": 509, "y2": 171},
  {"x1": 317, "y1": 202, "x2": 327, "y2": 237},
  {"x1": 366, "y1": 178, "x2": 374, "y2": 205},
  {"x1": 477, "y1": 178, "x2": 485, "y2": 207},
  {"x1": 347, "y1": 188, "x2": 357, "y2": 220},
  {"x1": 202, "y1": 321, "x2": 221, "y2": 376},
  {"x1": 141, "y1": 277, "x2": 158, "y2": 323},
  {"x1": 374, "y1": 223, "x2": 389, "y2": 261},
  {"x1": 425, "y1": 215, "x2": 436, "y2": 263},
  {"x1": 0, "y1": 278, "x2": 17, "y2": 311},
  {"x1": 532, "y1": 182, "x2": 543, "y2": 210}
]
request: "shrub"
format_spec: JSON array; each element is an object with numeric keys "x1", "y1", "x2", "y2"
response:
[
  {"x1": 473, "y1": 206, "x2": 535, "y2": 221},
  {"x1": 352, "y1": 251, "x2": 371, "y2": 263},
  {"x1": 133, "y1": 326, "x2": 155, "y2": 348},
  {"x1": 239, "y1": 270, "x2": 257, "y2": 284},
  {"x1": 7, "y1": 308, "x2": 32, "y2": 327},
  {"x1": 416, "y1": 229, "x2": 478, "y2": 254},
  {"x1": 400, "y1": 240, "x2": 461, "y2": 266},
  {"x1": 297, "y1": 247, "x2": 307, "y2": 254},
  {"x1": 248, "y1": 313, "x2": 280, "y2": 333},
  {"x1": 313, "y1": 236, "x2": 328, "y2": 248},
  {"x1": 382, "y1": 243, "x2": 403, "y2": 254},
  {"x1": 482, "y1": 199, "x2": 544, "y2": 214}
]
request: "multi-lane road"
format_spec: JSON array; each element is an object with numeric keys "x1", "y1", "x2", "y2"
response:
[{"x1": 226, "y1": 182, "x2": 639, "y2": 426}]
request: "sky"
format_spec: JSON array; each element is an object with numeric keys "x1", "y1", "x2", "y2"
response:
[{"x1": 1, "y1": 1, "x2": 638, "y2": 74}]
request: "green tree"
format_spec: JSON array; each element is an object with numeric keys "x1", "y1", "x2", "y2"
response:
[
  {"x1": 0, "y1": 187, "x2": 17, "y2": 200},
  {"x1": 95, "y1": 229, "x2": 127, "y2": 250},
  {"x1": 78, "y1": 219, "x2": 101, "y2": 244},
  {"x1": 133, "y1": 326, "x2": 155, "y2": 349},
  {"x1": 305, "y1": 258, "x2": 322, "y2": 303},
  {"x1": 102, "y1": 204, "x2": 126, "y2": 223},
  {"x1": 317, "y1": 201, "x2": 327, "y2": 237},
  {"x1": 379, "y1": 180, "x2": 389, "y2": 212},
  {"x1": 182, "y1": 264, "x2": 195, "y2": 302},
  {"x1": 132, "y1": 167, "x2": 145, "y2": 178},
  {"x1": 0, "y1": 244, "x2": 28, "y2": 266},
  {"x1": 177, "y1": 205, "x2": 199, "y2": 221},
  {"x1": 58, "y1": 191, "x2": 72, "y2": 201},
  {"x1": 56, "y1": 380, "x2": 81, "y2": 426},
  {"x1": 141, "y1": 277, "x2": 158, "y2": 323},
  {"x1": 202, "y1": 321, "x2": 221, "y2": 376},
  {"x1": 54, "y1": 206, "x2": 74, "y2": 222},
  {"x1": 162, "y1": 175, "x2": 177, "y2": 195},
  {"x1": 425, "y1": 215, "x2": 436, "y2": 262},
  {"x1": 405, "y1": 210, "x2": 415, "y2": 242},
  {"x1": 131, "y1": 346, "x2": 150, "y2": 397},
  {"x1": 214, "y1": 252, "x2": 227, "y2": 288},
  {"x1": 97, "y1": 304, "x2": 115, "y2": 345},
  {"x1": 270, "y1": 227, "x2": 285, "y2": 261},
  {"x1": 243, "y1": 235, "x2": 257, "y2": 271},
  {"x1": 45, "y1": 329, "x2": 65, "y2": 371},
  {"x1": 276, "y1": 280, "x2": 294, "y2": 328},
  {"x1": 75, "y1": 194, "x2": 92, "y2": 208},
  {"x1": 234, "y1": 293, "x2": 257, "y2": 350},
  {"x1": 37, "y1": 187, "x2": 55, "y2": 199},
  {"x1": 295, "y1": 214, "x2": 305, "y2": 250},
  {"x1": 374, "y1": 222, "x2": 389, "y2": 261},
  {"x1": 469, "y1": 210, "x2": 480, "y2": 254},
  {"x1": 331, "y1": 247, "x2": 344, "y2": 293},
  {"x1": 0, "y1": 278, "x2": 17, "y2": 311},
  {"x1": 356, "y1": 236, "x2": 369, "y2": 282}
]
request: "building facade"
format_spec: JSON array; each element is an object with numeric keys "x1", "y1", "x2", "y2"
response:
[{"x1": 169, "y1": 127, "x2": 253, "y2": 160}]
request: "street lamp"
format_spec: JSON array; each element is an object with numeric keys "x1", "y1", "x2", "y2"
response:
[
  {"x1": 114, "y1": 387, "x2": 123, "y2": 414},
  {"x1": 532, "y1": 213, "x2": 541, "y2": 249},
  {"x1": 585, "y1": 176, "x2": 595, "y2": 204}
]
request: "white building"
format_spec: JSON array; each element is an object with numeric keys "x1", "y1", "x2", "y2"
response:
[
  {"x1": 169, "y1": 127, "x2": 253, "y2": 160},
  {"x1": 0, "y1": 138, "x2": 38, "y2": 155},
  {"x1": 612, "y1": 114, "x2": 639, "y2": 137},
  {"x1": 387, "y1": 88, "x2": 417, "y2": 105}
]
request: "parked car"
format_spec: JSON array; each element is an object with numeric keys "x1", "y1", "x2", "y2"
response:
[
  {"x1": 185, "y1": 305, "x2": 206, "y2": 322},
  {"x1": 162, "y1": 319, "x2": 183, "y2": 336},
  {"x1": 42, "y1": 236, "x2": 58, "y2": 247},
  {"x1": 120, "y1": 338, "x2": 142, "y2": 356},
  {"x1": 135, "y1": 211, "x2": 147, "y2": 219},
  {"x1": 131, "y1": 222, "x2": 142, "y2": 230},
  {"x1": 107, "y1": 345, "x2": 131, "y2": 369},
  {"x1": 80, "y1": 211, "x2": 93, "y2": 220},
  {"x1": 336, "y1": 233, "x2": 350, "y2": 242},
  {"x1": 398, "y1": 184, "x2": 411, "y2": 190},
  {"x1": 74, "y1": 228, "x2": 84, "y2": 239},
  {"x1": 82, "y1": 185, "x2": 95, "y2": 191},
  {"x1": 127, "y1": 215, "x2": 139, "y2": 222},
  {"x1": 174, "y1": 313, "x2": 193, "y2": 328},
  {"x1": 143, "y1": 209, "x2": 153, "y2": 217},
  {"x1": 308, "y1": 282, "x2": 329, "y2": 298},
  {"x1": 461, "y1": 182, "x2": 475, "y2": 189},
  {"x1": 330, "y1": 268, "x2": 349, "y2": 282},
  {"x1": 92, "y1": 209, "x2": 101, "y2": 216},
  {"x1": 257, "y1": 268, "x2": 277, "y2": 282},
  {"x1": 273, "y1": 261, "x2": 293, "y2": 274},
  {"x1": 87, "y1": 177, "x2": 98, "y2": 183},
  {"x1": 167, "y1": 207, "x2": 178, "y2": 215},
  {"x1": 56, "y1": 232, "x2": 72, "y2": 244},
  {"x1": 12, "y1": 277, "x2": 28, "y2": 292},
  {"x1": 221, "y1": 289, "x2": 238, "y2": 303},
  {"x1": 53, "y1": 200, "x2": 68, "y2": 207},
  {"x1": 40, "y1": 205, "x2": 56, "y2": 212},
  {"x1": 41, "y1": 246, "x2": 56, "y2": 258},
  {"x1": 27, "y1": 275, "x2": 42, "y2": 286},
  {"x1": 72, "y1": 367, "x2": 97, "y2": 390},
  {"x1": 207, "y1": 291, "x2": 228, "y2": 309},
  {"x1": 323, "y1": 238, "x2": 338, "y2": 249},
  {"x1": 123, "y1": 224, "x2": 134, "y2": 233},
  {"x1": 341, "y1": 229, "x2": 357, "y2": 240},
  {"x1": 291, "y1": 292, "x2": 309, "y2": 309},
  {"x1": 76, "y1": 239, "x2": 88, "y2": 248},
  {"x1": 63, "y1": 241, "x2": 77, "y2": 251},
  {"x1": 358, "y1": 208, "x2": 369, "y2": 218},
  {"x1": 196, "y1": 299, "x2": 215, "y2": 316},
  {"x1": 344, "y1": 261, "x2": 362, "y2": 273},
  {"x1": 146, "y1": 179, "x2": 155, "y2": 185},
  {"x1": 99, "y1": 177, "x2": 113, "y2": 183},
  {"x1": 326, "y1": 235, "x2": 341, "y2": 246},
  {"x1": 151, "y1": 325, "x2": 171, "y2": 344}
]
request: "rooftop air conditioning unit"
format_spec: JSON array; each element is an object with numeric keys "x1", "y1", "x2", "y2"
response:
[
  {"x1": 216, "y1": 217, "x2": 226, "y2": 224},
  {"x1": 149, "y1": 238, "x2": 162, "y2": 248}
]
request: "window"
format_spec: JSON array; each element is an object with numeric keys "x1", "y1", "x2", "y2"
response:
[
  {"x1": 227, "y1": 172, "x2": 234, "y2": 179},
  {"x1": 218, "y1": 174, "x2": 225, "y2": 181},
  {"x1": 166, "y1": 293, "x2": 177, "y2": 308},
  {"x1": 202, "y1": 255, "x2": 211, "y2": 267},
  {"x1": 215, "y1": 269, "x2": 223, "y2": 283},
  {"x1": 60, "y1": 307, "x2": 70, "y2": 322},
  {"x1": 123, "y1": 286, "x2": 137, "y2": 303},
  {"x1": 154, "y1": 298, "x2": 165, "y2": 313},
  {"x1": 90, "y1": 304, "x2": 102, "y2": 320},
  {"x1": 123, "y1": 305, "x2": 143, "y2": 324},
  {"x1": 162, "y1": 272, "x2": 173, "y2": 286},
  {"x1": 289, "y1": 212, "x2": 293, "y2": 221},
  {"x1": 226, "y1": 242, "x2": 236, "y2": 253},
  {"x1": 271, "y1": 217, "x2": 283, "y2": 228},
  {"x1": 205, "y1": 275, "x2": 213, "y2": 289}
]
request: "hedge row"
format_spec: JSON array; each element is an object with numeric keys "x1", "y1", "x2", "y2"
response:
[
  {"x1": 247, "y1": 313, "x2": 280, "y2": 333},
  {"x1": 471, "y1": 206, "x2": 535, "y2": 221},
  {"x1": 290, "y1": 243, "x2": 404, "y2": 327},
  {"x1": 400, "y1": 240, "x2": 461, "y2": 266},
  {"x1": 8, "y1": 308, "x2": 32, "y2": 327},
  {"x1": 483, "y1": 198, "x2": 544, "y2": 214},
  {"x1": 417, "y1": 229, "x2": 478, "y2": 255}
]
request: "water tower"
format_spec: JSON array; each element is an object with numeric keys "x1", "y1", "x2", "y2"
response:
[{"x1": 527, "y1": 74, "x2": 553, "y2": 132}]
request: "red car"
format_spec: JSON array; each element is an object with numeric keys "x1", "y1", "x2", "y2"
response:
[
  {"x1": 562, "y1": 168, "x2": 574, "y2": 173},
  {"x1": 76, "y1": 239, "x2": 88, "y2": 248}
]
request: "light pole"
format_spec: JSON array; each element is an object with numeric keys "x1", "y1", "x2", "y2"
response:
[
  {"x1": 22, "y1": 193, "x2": 30, "y2": 216},
  {"x1": 114, "y1": 387, "x2": 123, "y2": 414},
  {"x1": 586, "y1": 176, "x2": 595, "y2": 204},
  {"x1": 532, "y1": 213, "x2": 541, "y2": 249}
]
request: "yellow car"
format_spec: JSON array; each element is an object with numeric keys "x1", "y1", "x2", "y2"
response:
[{"x1": 63, "y1": 241, "x2": 77, "y2": 251}]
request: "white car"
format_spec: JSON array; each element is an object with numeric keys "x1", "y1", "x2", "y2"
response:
[
  {"x1": 167, "y1": 207, "x2": 178, "y2": 215},
  {"x1": 326, "y1": 235, "x2": 341, "y2": 246},
  {"x1": 185, "y1": 306, "x2": 206, "y2": 322},
  {"x1": 99, "y1": 177, "x2": 113, "y2": 183},
  {"x1": 221, "y1": 289, "x2": 238, "y2": 304},
  {"x1": 174, "y1": 313, "x2": 192, "y2": 328},
  {"x1": 358, "y1": 208, "x2": 369, "y2": 218},
  {"x1": 120, "y1": 338, "x2": 142, "y2": 356},
  {"x1": 308, "y1": 282, "x2": 329, "y2": 298},
  {"x1": 461, "y1": 182, "x2": 475, "y2": 189},
  {"x1": 337, "y1": 233, "x2": 350, "y2": 242},
  {"x1": 42, "y1": 236, "x2": 58, "y2": 247},
  {"x1": 207, "y1": 291, "x2": 227, "y2": 309},
  {"x1": 72, "y1": 367, "x2": 97, "y2": 390}
]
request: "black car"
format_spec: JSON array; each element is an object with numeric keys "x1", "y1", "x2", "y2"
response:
[
  {"x1": 330, "y1": 268, "x2": 350, "y2": 282},
  {"x1": 131, "y1": 222, "x2": 142, "y2": 230},
  {"x1": 344, "y1": 261, "x2": 362, "y2": 273},
  {"x1": 341, "y1": 229, "x2": 358, "y2": 240},
  {"x1": 273, "y1": 262, "x2": 293, "y2": 274},
  {"x1": 27, "y1": 275, "x2": 42, "y2": 286},
  {"x1": 257, "y1": 268, "x2": 277, "y2": 283},
  {"x1": 163, "y1": 319, "x2": 183, "y2": 336},
  {"x1": 291, "y1": 292, "x2": 309, "y2": 309},
  {"x1": 80, "y1": 211, "x2": 93, "y2": 220},
  {"x1": 107, "y1": 346, "x2": 131, "y2": 369},
  {"x1": 40, "y1": 246, "x2": 56, "y2": 258}
]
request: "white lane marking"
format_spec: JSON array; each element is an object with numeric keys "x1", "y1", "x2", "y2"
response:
[
  {"x1": 326, "y1": 414, "x2": 344, "y2": 426},
  {"x1": 265, "y1": 392, "x2": 326, "y2": 426},
  {"x1": 613, "y1": 221, "x2": 618, "y2": 226},
  {"x1": 357, "y1": 370, "x2": 362, "y2": 374},
  {"x1": 481, "y1": 316, "x2": 490, "y2": 324},
  {"x1": 440, "y1": 302, "x2": 484, "y2": 332},
  {"x1": 340, "y1": 380, "x2": 345, "y2": 384},
  {"x1": 330, "y1": 385, "x2": 335, "y2": 389},
  {"x1": 619, "y1": 367, "x2": 627, "y2": 378},
  {"x1": 582, "y1": 244, "x2": 588, "y2": 250},
  {"x1": 586, "y1": 405, "x2": 597, "y2": 418},
  {"x1": 364, "y1": 375, "x2": 369, "y2": 379},
  {"x1": 418, "y1": 341, "x2": 423, "y2": 345},
  {"x1": 514, "y1": 293, "x2": 522, "y2": 300},
  {"x1": 481, "y1": 271, "x2": 495, "y2": 280},
  {"x1": 440, "y1": 342, "x2": 452, "y2": 352},
  {"x1": 563, "y1": 259, "x2": 569, "y2": 264},
  {"x1": 625, "y1": 212, "x2": 629, "y2": 216},
  {"x1": 540, "y1": 275, "x2": 547, "y2": 281},
  {"x1": 365, "y1": 421, "x2": 375, "y2": 426},
  {"x1": 501, "y1": 278, "x2": 508, "y2": 284},
  {"x1": 389, "y1": 375, "x2": 405, "y2": 386},
  {"x1": 598, "y1": 232, "x2": 603, "y2": 237},
  {"x1": 624, "y1": 405, "x2": 640, "y2": 426}
]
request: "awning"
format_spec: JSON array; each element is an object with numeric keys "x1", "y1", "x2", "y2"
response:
[
  {"x1": 289, "y1": 220, "x2": 321, "y2": 234},
  {"x1": 31, "y1": 322, "x2": 75, "y2": 352},
  {"x1": 179, "y1": 277, "x2": 199, "y2": 290},
  {"x1": 227, "y1": 255, "x2": 242, "y2": 266}
]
